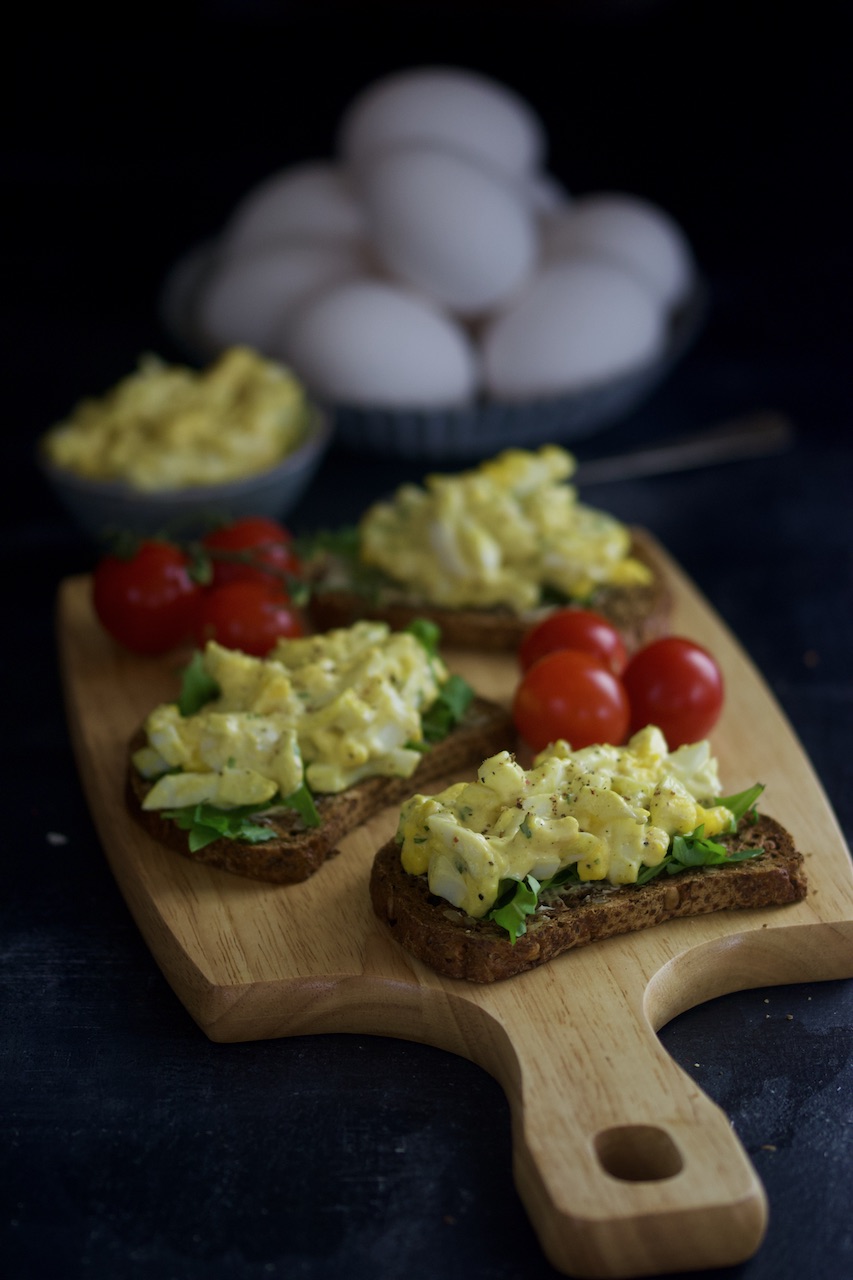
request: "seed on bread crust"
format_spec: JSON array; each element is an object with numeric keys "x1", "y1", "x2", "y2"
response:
[{"x1": 369, "y1": 814, "x2": 808, "y2": 983}]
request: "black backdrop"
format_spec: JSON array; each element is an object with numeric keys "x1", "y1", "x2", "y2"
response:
[
  {"x1": 4, "y1": 5, "x2": 851, "y2": 1280},
  {"x1": 7, "y1": 0, "x2": 849, "y2": 473}
]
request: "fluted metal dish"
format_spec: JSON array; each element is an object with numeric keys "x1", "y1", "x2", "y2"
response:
[{"x1": 160, "y1": 239, "x2": 706, "y2": 463}]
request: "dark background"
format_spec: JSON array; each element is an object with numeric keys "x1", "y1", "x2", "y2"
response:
[
  {"x1": 4, "y1": 3, "x2": 852, "y2": 1279},
  {"x1": 7, "y1": 0, "x2": 849, "y2": 473}
]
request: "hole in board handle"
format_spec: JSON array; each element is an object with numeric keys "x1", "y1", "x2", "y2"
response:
[{"x1": 594, "y1": 1125, "x2": 684, "y2": 1182}]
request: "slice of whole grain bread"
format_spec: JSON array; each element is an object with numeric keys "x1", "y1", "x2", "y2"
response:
[
  {"x1": 126, "y1": 695, "x2": 513, "y2": 884},
  {"x1": 307, "y1": 539, "x2": 672, "y2": 654},
  {"x1": 369, "y1": 814, "x2": 808, "y2": 983}
]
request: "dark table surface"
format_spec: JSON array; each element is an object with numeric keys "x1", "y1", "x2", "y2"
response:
[{"x1": 4, "y1": 4, "x2": 852, "y2": 1279}]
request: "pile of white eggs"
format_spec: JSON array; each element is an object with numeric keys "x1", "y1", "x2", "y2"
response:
[{"x1": 191, "y1": 66, "x2": 697, "y2": 410}]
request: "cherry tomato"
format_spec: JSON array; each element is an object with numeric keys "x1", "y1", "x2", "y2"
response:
[
  {"x1": 518, "y1": 608, "x2": 628, "y2": 675},
  {"x1": 512, "y1": 649, "x2": 631, "y2": 753},
  {"x1": 193, "y1": 579, "x2": 305, "y2": 656},
  {"x1": 92, "y1": 540, "x2": 201, "y2": 655},
  {"x1": 621, "y1": 636, "x2": 724, "y2": 747},
  {"x1": 201, "y1": 516, "x2": 301, "y2": 588}
]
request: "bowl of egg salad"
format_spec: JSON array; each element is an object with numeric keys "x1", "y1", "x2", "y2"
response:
[{"x1": 37, "y1": 347, "x2": 332, "y2": 542}]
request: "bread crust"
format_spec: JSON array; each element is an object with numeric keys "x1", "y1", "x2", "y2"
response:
[
  {"x1": 369, "y1": 814, "x2": 809, "y2": 982},
  {"x1": 126, "y1": 695, "x2": 513, "y2": 884},
  {"x1": 307, "y1": 539, "x2": 672, "y2": 654}
]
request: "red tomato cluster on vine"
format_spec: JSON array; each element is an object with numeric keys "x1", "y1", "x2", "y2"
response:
[
  {"x1": 93, "y1": 539, "x2": 724, "y2": 748},
  {"x1": 92, "y1": 516, "x2": 306, "y2": 658},
  {"x1": 512, "y1": 608, "x2": 724, "y2": 752}
]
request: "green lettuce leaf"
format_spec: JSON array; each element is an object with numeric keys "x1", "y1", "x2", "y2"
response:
[
  {"x1": 486, "y1": 787, "x2": 767, "y2": 942},
  {"x1": 177, "y1": 651, "x2": 220, "y2": 717},
  {"x1": 296, "y1": 525, "x2": 361, "y2": 560},
  {"x1": 634, "y1": 824, "x2": 765, "y2": 883},
  {"x1": 280, "y1": 780, "x2": 321, "y2": 829},
  {"x1": 717, "y1": 783, "x2": 765, "y2": 824},
  {"x1": 163, "y1": 802, "x2": 279, "y2": 852},
  {"x1": 405, "y1": 618, "x2": 474, "y2": 741},
  {"x1": 421, "y1": 674, "x2": 474, "y2": 742},
  {"x1": 489, "y1": 875, "x2": 542, "y2": 945},
  {"x1": 407, "y1": 617, "x2": 441, "y2": 658},
  {"x1": 295, "y1": 525, "x2": 391, "y2": 599},
  {"x1": 162, "y1": 779, "x2": 321, "y2": 852}
]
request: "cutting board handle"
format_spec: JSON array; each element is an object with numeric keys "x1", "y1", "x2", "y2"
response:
[
  {"x1": 508, "y1": 1032, "x2": 767, "y2": 1277},
  {"x1": 461, "y1": 954, "x2": 771, "y2": 1279}
]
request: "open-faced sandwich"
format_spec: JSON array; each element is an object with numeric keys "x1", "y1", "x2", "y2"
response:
[
  {"x1": 370, "y1": 726, "x2": 808, "y2": 982},
  {"x1": 302, "y1": 445, "x2": 672, "y2": 653},
  {"x1": 126, "y1": 618, "x2": 512, "y2": 883}
]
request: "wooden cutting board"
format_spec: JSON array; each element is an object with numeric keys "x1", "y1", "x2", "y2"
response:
[{"x1": 57, "y1": 530, "x2": 853, "y2": 1280}]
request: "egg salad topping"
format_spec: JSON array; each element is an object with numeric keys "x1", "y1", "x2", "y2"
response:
[
  {"x1": 41, "y1": 346, "x2": 310, "y2": 490},
  {"x1": 133, "y1": 621, "x2": 460, "y2": 821},
  {"x1": 356, "y1": 445, "x2": 652, "y2": 612},
  {"x1": 396, "y1": 726, "x2": 761, "y2": 926}
]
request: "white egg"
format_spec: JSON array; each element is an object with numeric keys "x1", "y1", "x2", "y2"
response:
[
  {"x1": 279, "y1": 279, "x2": 479, "y2": 407},
  {"x1": 480, "y1": 259, "x2": 666, "y2": 400},
  {"x1": 361, "y1": 145, "x2": 537, "y2": 317},
  {"x1": 194, "y1": 240, "x2": 369, "y2": 355},
  {"x1": 338, "y1": 65, "x2": 545, "y2": 179},
  {"x1": 522, "y1": 170, "x2": 572, "y2": 218},
  {"x1": 540, "y1": 192, "x2": 695, "y2": 310},
  {"x1": 220, "y1": 161, "x2": 366, "y2": 257}
]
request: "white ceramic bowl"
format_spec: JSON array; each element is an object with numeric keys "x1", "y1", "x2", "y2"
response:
[{"x1": 38, "y1": 404, "x2": 332, "y2": 543}]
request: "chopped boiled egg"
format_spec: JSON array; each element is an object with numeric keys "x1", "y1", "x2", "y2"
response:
[
  {"x1": 396, "y1": 726, "x2": 733, "y2": 918},
  {"x1": 357, "y1": 445, "x2": 652, "y2": 613},
  {"x1": 133, "y1": 622, "x2": 449, "y2": 811}
]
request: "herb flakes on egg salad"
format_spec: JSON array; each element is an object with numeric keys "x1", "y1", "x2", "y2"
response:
[
  {"x1": 353, "y1": 445, "x2": 652, "y2": 612},
  {"x1": 132, "y1": 618, "x2": 473, "y2": 852},
  {"x1": 395, "y1": 726, "x2": 766, "y2": 942}
]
